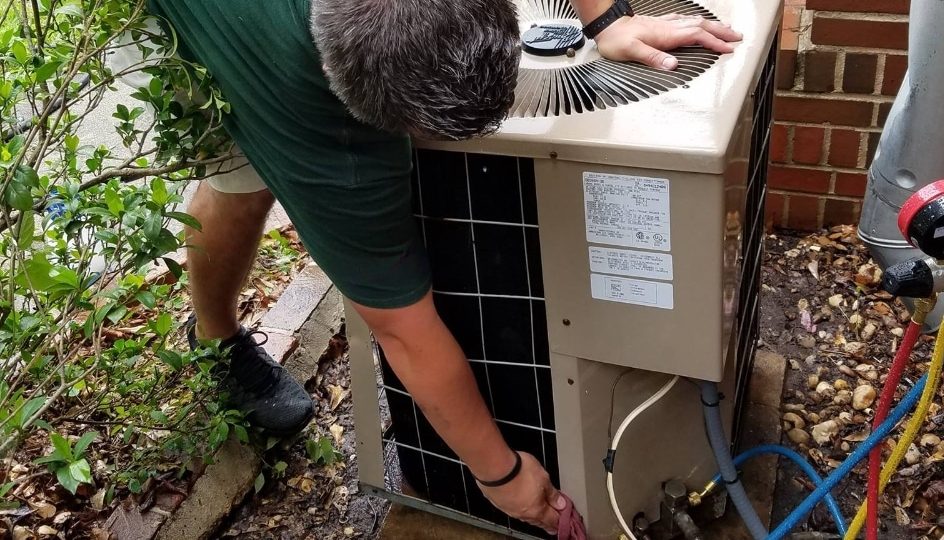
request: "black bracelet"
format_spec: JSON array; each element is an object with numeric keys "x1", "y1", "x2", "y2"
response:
[
  {"x1": 475, "y1": 451, "x2": 522, "y2": 488},
  {"x1": 582, "y1": 0, "x2": 635, "y2": 40}
]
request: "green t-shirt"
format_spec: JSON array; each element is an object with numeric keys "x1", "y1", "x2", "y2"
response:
[{"x1": 148, "y1": 0, "x2": 430, "y2": 308}]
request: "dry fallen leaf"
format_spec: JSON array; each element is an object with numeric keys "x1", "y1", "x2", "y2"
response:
[
  {"x1": 91, "y1": 488, "x2": 106, "y2": 511},
  {"x1": 36, "y1": 525, "x2": 58, "y2": 536},
  {"x1": 328, "y1": 385, "x2": 349, "y2": 412},
  {"x1": 31, "y1": 501, "x2": 56, "y2": 519},
  {"x1": 895, "y1": 506, "x2": 910, "y2": 526},
  {"x1": 329, "y1": 423, "x2": 344, "y2": 445},
  {"x1": 287, "y1": 476, "x2": 315, "y2": 494},
  {"x1": 808, "y1": 260, "x2": 820, "y2": 280}
]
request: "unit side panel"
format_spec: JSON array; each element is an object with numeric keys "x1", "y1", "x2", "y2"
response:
[{"x1": 536, "y1": 160, "x2": 726, "y2": 381}]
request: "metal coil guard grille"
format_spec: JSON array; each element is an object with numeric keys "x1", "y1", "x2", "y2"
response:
[{"x1": 512, "y1": 0, "x2": 721, "y2": 117}]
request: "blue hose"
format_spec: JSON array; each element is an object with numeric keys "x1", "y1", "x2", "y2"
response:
[
  {"x1": 766, "y1": 373, "x2": 927, "y2": 540},
  {"x1": 700, "y1": 382, "x2": 769, "y2": 539},
  {"x1": 710, "y1": 445, "x2": 846, "y2": 535}
]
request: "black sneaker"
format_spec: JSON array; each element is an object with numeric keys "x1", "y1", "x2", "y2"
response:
[{"x1": 186, "y1": 315, "x2": 315, "y2": 437}]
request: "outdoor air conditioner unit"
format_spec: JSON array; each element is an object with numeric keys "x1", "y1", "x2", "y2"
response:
[{"x1": 347, "y1": 0, "x2": 782, "y2": 538}]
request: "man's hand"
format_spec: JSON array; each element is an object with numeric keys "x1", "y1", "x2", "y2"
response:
[
  {"x1": 594, "y1": 14, "x2": 743, "y2": 69},
  {"x1": 477, "y1": 452, "x2": 568, "y2": 534}
]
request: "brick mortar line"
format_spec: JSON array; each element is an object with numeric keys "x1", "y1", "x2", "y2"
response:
[
  {"x1": 834, "y1": 49, "x2": 846, "y2": 94},
  {"x1": 785, "y1": 125, "x2": 795, "y2": 164},
  {"x1": 772, "y1": 163, "x2": 870, "y2": 175},
  {"x1": 775, "y1": 90, "x2": 895, "y2": 103},
  {"x1": 875, "y1": 53, "x2": 888, "y2": 96},
  {"x1": 809, "y1": 10, "x2": 909, "y2": 22},
  {"x1": 769, "y1": 189, "x2": 865, "y2": 203},
  {"x1": 773, "y1": 120, "x2": 883, "y2": 133},
  {"x1": 799, "y1": 44, "x2": 909, "y2": 55},
  {"x1": 856, "y1": 128, "x2": 868, "y2": 170}
]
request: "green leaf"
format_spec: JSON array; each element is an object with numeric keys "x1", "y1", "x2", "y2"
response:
[
  {"x1": 0, "y1": 28, "x2": 14, "y2": 51},
  {"x1": 273, "y1": 461, "x2": 288, "y2": 477},
  {"x1": 4, "y1": 165, "x2": 39, "y2": 211},
  {"x1": 16, "y1": 209, "x2": 35, "y2": 249},
  {"x1": 150, "y1": 178, "x2": 168, "y2": 205},
  {"x1": 106, "y1": 306, "x2": 128, "y2": 324},
  {"x1": 15, "y1": 165, "x2": 40, "y2": 187},
  {"x1": 69, "y1": 460, "x2": 92, "y2": 484},
  {"x1": 34, "y1": 60, "x2": 62, "y2": 83},
  {"x1": 73, "y1": 432, "x2": 98, "y2": 459},
  {"x1": 154, "y1": 312, "x2": 172, "y2": 337},
  {"x1": 103, "y1": 188, "x2": 123, "y2": 216},
  {"x1": 156, "y1": 350, "x2": 183, "y2": 370},
  {"x1": 143, "y1": 212, "x2": 161, "y2": 241},
  {"x1": 0, "y1": 481, "x2": 14, "y2": 498},
  {"x1": 11, "y1": 41, "x2": 28, "y2": 64},
  {"x1": 254, "y1": 472, "x2": 265, "y2": 493},
  {"x1": 56, "y1": 466, "x2": 80, "y2": 494},
  {"x1": 166, "y1": 211, "x2": 201, "y2": 231},
  {"x1": 305, "y1": 436, "x2": 341, "y2": 466},
  {"x1": 162, "y1": 257, "x2": 184, "y2": 280},
  {"x1": 209, "y1": 421, "x2": 229, "y2": 448},
  {"x1": 54, "y1": 3, "x2": 83, "y2": 17},
  {"x1": 135, "y1": 291, "x2": 157, "y2": 309},
  {"x1": 148, "y1": 76, "x2": 163, "y2": 97},
  {"x1": 65, "y1": 134, "x2": 79, "y2": 152},
  {"x1": 51, "y1": 433, "x2": 74, "y2": 462},
  {"x1": 17, "y1": 396, "x2": 47, "y2": 428},
  {"x1": 33, "y1": 454, "x2": 66, "y2": 466}
]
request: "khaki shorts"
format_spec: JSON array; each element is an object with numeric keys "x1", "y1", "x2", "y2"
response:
[{"x1": 109, "y1": 20, "x2": 266, "y2": 194}]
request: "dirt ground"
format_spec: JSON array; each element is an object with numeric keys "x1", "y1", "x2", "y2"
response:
[
  {"x1": 214, "y1": 228, "x2": 944, "y2": 540},
  {"x1": 761, "y1": 227, "x2": 944, "y2": 539}
]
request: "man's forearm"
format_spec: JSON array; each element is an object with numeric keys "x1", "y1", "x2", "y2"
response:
[
  {"x1": 373, "y1": 306, "x2": 518, "y2": 482},
  {"x1": 570, "y1": 0, "x2": 613, "y2": 24}
]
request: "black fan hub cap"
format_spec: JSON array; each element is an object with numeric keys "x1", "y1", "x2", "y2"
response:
[{"x1": 521, "y1": 24, "x2": 585, "y2": 57}]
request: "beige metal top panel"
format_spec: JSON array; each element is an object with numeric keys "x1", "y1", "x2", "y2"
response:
[{"x1": 417, "y1": 0, "x2": 782, "y2": 174}]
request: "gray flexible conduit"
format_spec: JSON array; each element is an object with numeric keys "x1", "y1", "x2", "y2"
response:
[{"x1": 698, "y1": 381, "x2": 768, "y2": 540}]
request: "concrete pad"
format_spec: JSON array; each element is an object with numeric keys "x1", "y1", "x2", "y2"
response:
[{"x1": 380, "y1": 504, "x2": 511, "y2": 540}]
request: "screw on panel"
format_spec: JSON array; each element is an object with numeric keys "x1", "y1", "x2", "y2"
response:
[
  {"x1": 550, "y1": 151, "x2": 558, "y2": 159},
  {"x1": 566, "y1": 47, "x2": 576, "y2": 58},
  {"x1": 562, "y1": 319, "x2": 571, "y2": 326}
]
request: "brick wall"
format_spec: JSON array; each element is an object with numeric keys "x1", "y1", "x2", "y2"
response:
[{"x1": 766, "y1": 0, "x2": 910, "y2": 231}]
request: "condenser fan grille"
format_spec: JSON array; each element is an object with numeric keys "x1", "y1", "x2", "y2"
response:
[{"x1": 513, "y1": 0, "x2": 721, "y2": 117}]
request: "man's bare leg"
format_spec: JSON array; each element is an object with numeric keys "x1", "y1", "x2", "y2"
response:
[
  {"x1": 183, "y1": 182, "x2": 313, "y2": 436},
  {"x1": 185, "y1": 183, "x2": 274, "y2": 340}
]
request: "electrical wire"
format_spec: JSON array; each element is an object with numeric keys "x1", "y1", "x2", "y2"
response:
[
  {"x1": 605, "y1": 375, "x2": 680, "y2": 540},
  {"x1": 844, "y1": 314, "x2": 944, "y2": 540}
]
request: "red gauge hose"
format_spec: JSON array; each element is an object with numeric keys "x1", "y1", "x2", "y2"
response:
[{"x1": 866, "y1": 318, "x2": 923, "y2": 540}]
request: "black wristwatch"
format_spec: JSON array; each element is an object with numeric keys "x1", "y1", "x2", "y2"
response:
[{"x1": 582, "y1": 0, "x2": 635, "y2": 40}]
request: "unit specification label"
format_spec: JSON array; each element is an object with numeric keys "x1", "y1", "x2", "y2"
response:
[
  {"x1": 589, "y1": 246, "x2": 673, "y2": 281},
  {"x1": 583, "y1": 172, "x2": 671, "y2": 251},
  {"x1": 590, "y1": 274, "x2": 674, "y2": 310}
]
